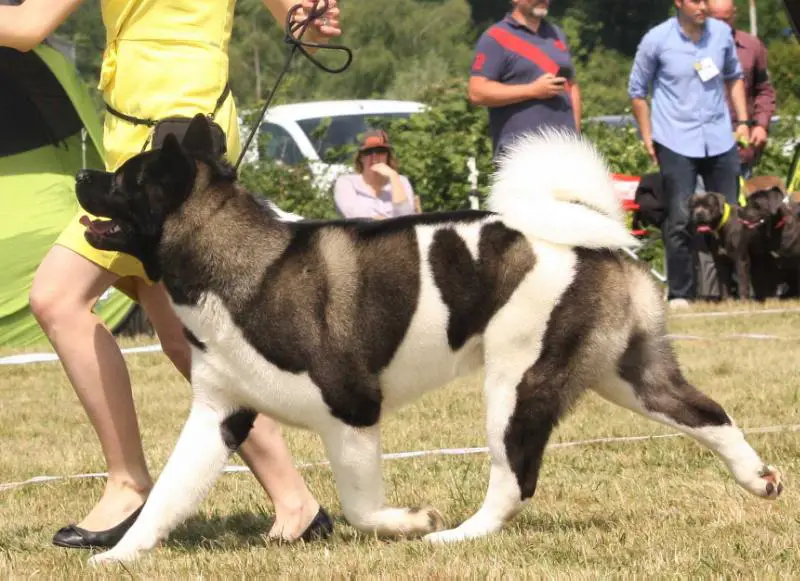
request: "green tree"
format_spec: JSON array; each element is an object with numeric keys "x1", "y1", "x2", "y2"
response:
[{"x1": 767, "y1": 39, "x2": 800, "y2": 114}]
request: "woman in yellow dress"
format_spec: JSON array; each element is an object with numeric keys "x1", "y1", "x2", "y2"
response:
[{"x1": 0, "y1": 0, "x2": 340, "y2": 549}]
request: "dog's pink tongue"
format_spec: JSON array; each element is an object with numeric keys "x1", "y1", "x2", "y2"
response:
[{"x1": 696, "y1": 225, "x2": 712, "y2": 233}]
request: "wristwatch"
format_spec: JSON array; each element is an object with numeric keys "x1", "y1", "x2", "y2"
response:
[{"x1": 736, "y1": 120, "x2": 755, "y2": 127}]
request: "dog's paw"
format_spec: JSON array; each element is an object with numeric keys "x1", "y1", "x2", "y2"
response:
[
  {"x1": 88, "y1": 548, "x2": 139, "y2": 566},
  {"x1": 424, "y1": 523, "x2": 495, "y2": 544},
  {"x1": 425, "y1": 528, "x2": 469, "y2": 544},
  {"x1": 400, "y1": 506, "x2": 445, "y2": 537},
  {"x1": 756, "y1": 465, "x2": 783, "y2": 499}
]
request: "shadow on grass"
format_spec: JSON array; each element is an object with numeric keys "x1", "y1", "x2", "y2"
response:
[
  {"x1": 165, "y1": 508, "x2": 623, "y2": 552},
  {"x1": 1, "y1": 510, "x2": 621, "y2": 556},
  {"x1": 164, "y1": 508, "x2": 351, "y2": 551},
  {"x1": 513, "y1": 512, "x2": 622, "y2": 534}
]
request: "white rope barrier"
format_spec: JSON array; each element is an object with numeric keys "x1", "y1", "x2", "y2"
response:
[{"x1": 2, "y1": 423, "x2": 797, "y2": 492}]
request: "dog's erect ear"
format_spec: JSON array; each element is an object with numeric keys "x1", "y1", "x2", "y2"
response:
[
  {"x1": 181, "y1": 114, "x2": 214, "y2": 157},
  {"x1": 159, "y1": 133, "x2": 190, "y2": 167},
  {"x1": 155, "y1": 133, "x2": 196, "y2": 205}
]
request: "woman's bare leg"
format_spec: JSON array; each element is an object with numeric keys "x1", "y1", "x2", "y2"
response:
[
  {"x1": 29, "y1": 246, "x2": 151, "y2": 531},
  {"x1": 136, "y1": 281, "x2": 321, "y2": 540}
]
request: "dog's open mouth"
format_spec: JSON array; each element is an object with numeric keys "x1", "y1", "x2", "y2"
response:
[
  {"x1": 695, "y1": 224, "x2": 713, "y2": 233},
  {"x1": 80, "y1": 215, "x2": 122, "y2": 238}
]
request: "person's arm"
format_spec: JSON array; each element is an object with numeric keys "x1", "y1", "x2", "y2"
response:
[
  {"x1": 631, "y1": 98, "x2": 657, "y2": 164},
  {"x1": 393, "y1": 176, "x2": 417, "y2": 217},
  {"x1": 721, "y1": 30, "x2": 750, "y2": 144},
  {"x1": 467, "y1": 28, "x2": 567, "y2": 108},
  {"x1": 468, "y1": 71, "x2": 567, "y2": 108},
  {"x1": 727, "y1": 78, "x2": 750, "y2": 144},
  {"x1": 334, "y1": 175, "x2": 372, "y2": 219},
  {"x1": 370, "y1": 164, "x2": 417, "y2": 217},
  {"x1": 388, "y1": 175, "x2": 408, "y2": 205},
  {"x1": 468, "y1": 30, "x2": 517, "y2": 107},
  {"x1": 727, "y1": 78, "x2": 749, "y2": 125},
  {"x1": 468, "y1": 77, "x2": 538, "y2": 108},
  {"x1": 750, "y1": 40, "x2": 776, "y2": 147},
  {"x1": 628, "y1": 30, "x2": 658, "y2": 164},
  {"x1": 570, "y1": 83, "x2": 582, "y2": 132},
  {"x1": 0, "y1": 0, "x2": 84, "y2": 52}
]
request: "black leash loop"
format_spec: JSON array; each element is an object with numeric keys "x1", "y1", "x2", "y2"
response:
[{"x1": 235, "y1": 0, "x2": 353, "y2": 170}]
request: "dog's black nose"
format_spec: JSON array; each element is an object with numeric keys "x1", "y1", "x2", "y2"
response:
[{"x1": 75, "y1": 170, "x2": 91, "y2": 184}]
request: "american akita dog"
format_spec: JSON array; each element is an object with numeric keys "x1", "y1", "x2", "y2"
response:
[{"x1": 76, "y1": 115, "x2": 782, "y2": 564}]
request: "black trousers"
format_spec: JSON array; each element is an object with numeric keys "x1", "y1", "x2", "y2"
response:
[{"x1": 655, "y1": 142, "x2": 740, "y2": 300}]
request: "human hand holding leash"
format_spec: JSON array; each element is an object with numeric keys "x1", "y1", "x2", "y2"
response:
[
  {"x1": 734, "y1": 123, "x2": 751, "y2": 149},
  {"x1": 750, "y1": 126, "x2": 768, "y2": 148},
  {"x1": 235, "y1": 0, "x2": 352, "y2": 169},
  {"x1": 292, "y1": 0, "x2": 341, "y2": 40}
]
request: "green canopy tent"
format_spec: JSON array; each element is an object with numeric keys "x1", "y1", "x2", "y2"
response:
[{"x1": 0, "y1": 40, "x2": 134, "y2": 346}]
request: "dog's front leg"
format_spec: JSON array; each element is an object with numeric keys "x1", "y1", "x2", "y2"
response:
[
  {"x1": 321, "y1": 423, "x2": 444, "y2": 538},
  {"x1": 89, "y1": 377, "x2": 244, "y2": 565},
  {"x1": 736, "y1": 257, "x2": 752, "y2": 300}
]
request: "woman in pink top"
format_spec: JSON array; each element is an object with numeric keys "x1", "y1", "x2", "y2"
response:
[{"x1": 334, "y1": 130, "x2": 420, "y2": 219}]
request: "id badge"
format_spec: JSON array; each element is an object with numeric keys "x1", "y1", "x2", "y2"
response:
[{"x1": 694, "y1": 57, "x2": 720, "y2": 82}]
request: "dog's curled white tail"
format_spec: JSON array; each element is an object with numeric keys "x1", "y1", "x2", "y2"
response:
[{"x1": 488, "y1": 129, "x2": 639, "y2": 250}]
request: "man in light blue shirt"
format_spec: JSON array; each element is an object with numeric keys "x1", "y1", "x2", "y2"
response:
[{"x1": 629, "y1": 0, "x2": 750, "y2": 306}]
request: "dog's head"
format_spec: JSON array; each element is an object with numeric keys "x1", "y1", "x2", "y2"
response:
[
  {"x1": 739, "y1": 185, "x2": 790, "y2": 231},
  {"x1": 688, "y1": 191, "x2": 729, "y2": 233},
  {"x1": 76, "y1": 114, "x2": 234, "y2": 280}
]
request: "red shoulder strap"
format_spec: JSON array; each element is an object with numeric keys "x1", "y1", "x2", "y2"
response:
[{"x1": 487, "y1": 26, "x2": 560, "y2": 75}]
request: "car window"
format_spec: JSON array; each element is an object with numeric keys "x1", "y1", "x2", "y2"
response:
[
  {"x1": 297, "y1": 113, "x2": 412, "y2": 164},
  {"x1": 259, "y1": 122, "x2": 305, "y2": 165}
]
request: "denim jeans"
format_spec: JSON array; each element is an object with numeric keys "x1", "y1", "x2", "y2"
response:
[{"x1": 655, "y1": 143, "x2": 740, "y2": 300}]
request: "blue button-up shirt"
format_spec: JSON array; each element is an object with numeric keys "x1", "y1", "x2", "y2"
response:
[{"x1": 628, "y1": 17, "x2": 743, "y2": 158}]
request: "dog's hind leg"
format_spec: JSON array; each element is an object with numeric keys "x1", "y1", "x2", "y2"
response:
[
  {"x1": 89, "y1": 368, "x2": 250, "y2": 565},
  {"x1": 593, "y1": 331, "x2": 782, "y2": 500},
  {"x1": 321, "y1": 422, "x2": 444, "y2": 538},
  {"x1": 426, "y1": 334, "x2": 578, "y2": 543}
]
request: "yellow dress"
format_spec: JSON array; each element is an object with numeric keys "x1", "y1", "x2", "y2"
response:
[{"x1": 55, "y1": 0, "x2": 241, "y2": 299}]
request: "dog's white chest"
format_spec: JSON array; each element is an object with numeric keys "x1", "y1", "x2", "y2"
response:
[{"x1": 173, "y1": 293, "x2": 332, "y2": 428}]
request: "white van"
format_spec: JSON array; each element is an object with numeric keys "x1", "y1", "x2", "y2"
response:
[{"x1": 247, "y1": 99, "x2": 426, "y2": 190}]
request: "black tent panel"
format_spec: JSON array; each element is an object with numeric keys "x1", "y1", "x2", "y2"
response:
[{"x1": 0, "y1": 47, "x2": 84, "y2": 157}]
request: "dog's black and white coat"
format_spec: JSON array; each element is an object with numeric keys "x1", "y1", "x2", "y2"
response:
[{"x1": 76, "y1": 115, "x2": 782, "y2": 564}]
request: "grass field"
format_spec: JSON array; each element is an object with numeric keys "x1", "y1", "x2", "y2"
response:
[{"x1": 1, "y1": 300, "x2": 799, "y2": 578}]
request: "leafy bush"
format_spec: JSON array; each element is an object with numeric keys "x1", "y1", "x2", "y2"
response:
[
  {"x1": 237, "y1": 161, "x2": 338, "y2": 219},
  {"x1": 755, "y1": 117, "x2": 800, "y2": 180},
  {"x1": 383, "y1": 80, "x2": 494, "y2": 212}
]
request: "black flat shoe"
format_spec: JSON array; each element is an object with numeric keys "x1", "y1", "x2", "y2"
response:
[
  {"x1": 52, "y1": 506, "x2": 143, "y2": 549},
  {"x1": 299, "y1": 506, "x2": 333, "y2": 542}
]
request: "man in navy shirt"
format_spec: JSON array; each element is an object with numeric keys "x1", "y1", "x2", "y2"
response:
[
  {"x1": 468, "y1": 0, "x2": 581, "y2": 157},
  {"x1": 629, "y1": 0, "x2": 750, "y2": 307}
]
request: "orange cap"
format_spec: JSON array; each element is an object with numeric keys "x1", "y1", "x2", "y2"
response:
[{"x1": 358, "y1": 129, "x2": 391, "y2": 152}]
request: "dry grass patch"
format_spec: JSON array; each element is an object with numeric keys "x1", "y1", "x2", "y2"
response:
[{"x1": 1, "y1": 301, "x2": 798, "y2": 577}]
